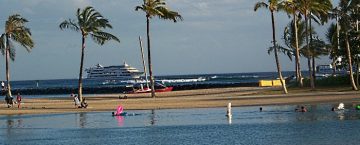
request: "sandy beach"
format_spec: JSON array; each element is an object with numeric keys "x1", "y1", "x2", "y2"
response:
[{"x1": 0, "y1": 87, "x2": 359, "y2": 115}]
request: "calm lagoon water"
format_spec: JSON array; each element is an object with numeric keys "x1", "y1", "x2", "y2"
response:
[{"x1": 1, "y1": 104, "x2": 360, "y2": 145}]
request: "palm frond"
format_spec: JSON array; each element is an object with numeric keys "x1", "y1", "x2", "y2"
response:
[
  {"x1": 268, "y1": 44, "x2": 293, "y2": 61},
  {"x1": 59, "y1": 19, "x2": 80, "y2": 31},
  {"x1": 156, "y1": 7, "x2": 183, "y2": 22},
  {"x1": 5, "y1": 14, "x2": 29, "y2": 32},
  {"x1": 136, "y1": 0, "x2": 182, "y2": 22},
  {"x1": 135, "y1": 5, "x2": 145, "y2": 12},
  {"x1": 8, "y1": 41, "x2": 16, "y2": 61},
  {"x1": 254, "y1": 2, "x2": 268, "y2": 11},
  {"x1": 90, "y1": 31, "x2": 120, "y2": 45},
  {"x1": 326, "y1": 23, "x2": 337, "y2": 44},
  {"x1": 0, "y1": 34, "x2": 5, "y2": 55},
  {"x1": 10, "y1": 28, "x2": 34, "y2": 52},
  {"x1": 3, "y1": 14, "x2": 34, "y2": 59},
  {"x1": 61, "y1": 6, "x2": 119, "y2": 46}
]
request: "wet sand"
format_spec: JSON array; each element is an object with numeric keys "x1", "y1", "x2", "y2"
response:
[{"x1": 1, "y1": 87, "x2": 359, "y2": 115}]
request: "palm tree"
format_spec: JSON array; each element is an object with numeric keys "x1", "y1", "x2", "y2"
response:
[
  {"x1": 135, "y1": 0, "x2": 183, "y2": 98},
  {"x1": 325, "y1": 23, "x2": 340, "y2": 75},
  {"x1": 255, "y1": 0, "x2": 288, "y2": 94},
  {"x1": 0, "y1": 14, "x2": 34, "y2": 97},
  {"x1": 282, "y1": 20, "x2": 307, "y2": 78},
  {"x1": 296, "y1": 0, "x2": 332, "y2": 89},
  {"x1": 283, "y1": 0, "x2": 303, "y2": 87},
  {"x1": 337, "y1": 0, "x2": 358, "y2": 90},
  {"x1": 301, "y1": 36, "x2": 328, "y2": 70},
  {"x1": 60, "y1": 6, "x2": 120, "y2": 102}
]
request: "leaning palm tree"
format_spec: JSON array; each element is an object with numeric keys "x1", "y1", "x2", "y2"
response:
[
  {"x1": 135, "y1": 0, "x2": 183, "y2": 98},
  {"x1": 283, "y1": 0, "x2": 304, "y2": 87},
  {"x1": 60, "y1": 6, "x2": 120, "y2": 102},
  {"x1": 337, "y1": 0, "x2": 358, "y2": 90},
  {"x1": 255, "y1": 0, "x2": 288, "y2": 94},
  {"x1": 0, "y1": 14, "x2": 34, "y2": 97}
]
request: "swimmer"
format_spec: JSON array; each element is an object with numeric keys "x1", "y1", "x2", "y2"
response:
[
  {"x1": 331, "y1": 107, "x2": 335, "y2": 111},
  {"x1": 337, "y1": 103, "x2": 345, "y2": 110},
  {"x1": 295, "y1": 106, "x2": 307, "y2": 112}
]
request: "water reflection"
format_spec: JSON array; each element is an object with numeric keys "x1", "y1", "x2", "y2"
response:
[
  {"x1": 6, "y1": 115, "x2": 23, "y2": 129},
  {"x1": 227, "y1": 116, "x2": 232, "y2": 124},
  {"x1": 149, "y1": 109, "x2": 156, "y2": 126},
  {"x1": 335, "y1": 110, "x2": 345, "y2": 120},
  {"x1": 79, "y1": 112, "x2": 86, "y2": 128},
  {"x1": 115, "y1": 116, "x2": 124, "y2": 127},
  {"x1": 1, "y1": 103, "x2": 360, "y2": 130},
  {"x1": 6, "y1": 118, "x2": 14, "y2": 129}
]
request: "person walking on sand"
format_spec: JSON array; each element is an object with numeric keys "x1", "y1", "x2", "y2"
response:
[{"x1": 16, "y1": 93, "x2": 22, "y2": 108}]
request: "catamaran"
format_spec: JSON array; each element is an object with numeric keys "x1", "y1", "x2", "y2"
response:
[{"x1": 128, "y1": 36, "x2": 173, "y2": 93}]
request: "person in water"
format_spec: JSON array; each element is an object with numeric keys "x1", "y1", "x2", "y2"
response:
[{"x1": 295, "y1": 106, "x2": 307, "y2": 112}]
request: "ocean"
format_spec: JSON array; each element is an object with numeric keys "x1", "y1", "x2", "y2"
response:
[
  {"x1": 8, "y1": 71, "x2": 295, "y2": 90},
  {"x1": 1, "y1": 71, "x2": 297, "y2": 96}
]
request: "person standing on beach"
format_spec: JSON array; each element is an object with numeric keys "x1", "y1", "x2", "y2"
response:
[
  {"x1": 70, "y1": 93, "x2": 77, "y2": 107},
  {"x1": 1, "y1": 81, "x2": 5, "y2": 95},
  {"x1": 73, "y1": 95, "x2": 80, "y2": 108},
  {"x1": 16, "y1": 93, "x2": 22, "y2": 108},
  {"x1": 1, "y1": 81, "x2": 4, "y2": 89}
]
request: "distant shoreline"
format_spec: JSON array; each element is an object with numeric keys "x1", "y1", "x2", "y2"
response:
[
  {"x1": 0, "y1": 86, "x2": 359, "y2": 115},
  {"x1": 12, "y1": 82, "x2": 259, "y2": 95}
]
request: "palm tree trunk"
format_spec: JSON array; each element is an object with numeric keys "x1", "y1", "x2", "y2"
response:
[
  {"x1": 5, "y1": 35, "x2": 12, "y2": 97},
  {"x1": 332, "y1": 60, "x2": 336, "y2": 76},
  {"x1": 307, "y1": 57, "x2": 312, "y2": 83},
  {"x1": 293, "y1": 14, "x2": 303, "y2": 87},
  {"x1": 305, "y1": 14, "x2": 314, "y2": 89},
  {"x1": 147, "y1": 15, "x2": 156, "y2": 98},
  {"x1": 271, "y1": 12, "x2": 287, "y2": 94},
  {"x1": 356, "y1": 61, "x2": 359, "y2": 87},
  {"x1": 356, "y1": 20, "x2": 359, "y2": 87},
  {"x1": 309, "y1": 19, "x2": 316, "y2": 82},
  {"x1": 345, "y1": 32, "x2": 358, "y2": 90},
  {"x1": 312, "y1": 56, "x2": 316, "y2": 80},
  {"x1": 78, "y1": 35, "x2": 86, "y2": 102}
]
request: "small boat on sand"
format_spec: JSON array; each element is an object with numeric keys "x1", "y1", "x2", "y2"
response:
[
  {"x1": 129, "y1": 82, "x2": 173, "y2": 94},
  {"x1": 129, "y1": 36, "x2": 173, "y2": 94}
]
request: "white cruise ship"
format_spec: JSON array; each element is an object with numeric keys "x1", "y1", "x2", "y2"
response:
[{"x1": 85, "y1": 62, "x2": 143, "y2": 80}]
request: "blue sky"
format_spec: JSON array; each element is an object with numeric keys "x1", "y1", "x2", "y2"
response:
[{"x1": 0, "y1": 0, "x2": 335, "y2": 80}]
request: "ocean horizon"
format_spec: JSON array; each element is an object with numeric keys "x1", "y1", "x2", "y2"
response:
[{"x1": 7, "y1": 71, "x2": 299, "y2": 90}]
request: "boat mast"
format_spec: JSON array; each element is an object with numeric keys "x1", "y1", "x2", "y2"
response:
[{"x1": 139, "y1": 36, "x2": 149, "y2": 88}]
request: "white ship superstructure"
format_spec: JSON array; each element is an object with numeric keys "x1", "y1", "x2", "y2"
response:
[{"x1": 85, "y1": 62, "x2": 143, "y2": 80}]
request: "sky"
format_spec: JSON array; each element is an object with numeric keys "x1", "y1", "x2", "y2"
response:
[{"x1": 0, "y1": 0, "x2": 337, "y2": 81}]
